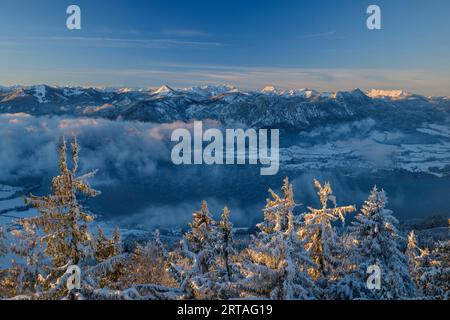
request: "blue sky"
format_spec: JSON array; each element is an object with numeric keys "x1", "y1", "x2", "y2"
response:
[{"x1": 1, "y1": 0, "x2": 450, "y2": 95}]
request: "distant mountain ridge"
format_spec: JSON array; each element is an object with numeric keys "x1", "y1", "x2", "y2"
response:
[{"x1": 0, "y1": 84, "x2": 449, "y2": 129}]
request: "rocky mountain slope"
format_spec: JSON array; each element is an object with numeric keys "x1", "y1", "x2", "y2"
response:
[{"x1": 1, "y1": 85, "x2": 449, "y2": 130}]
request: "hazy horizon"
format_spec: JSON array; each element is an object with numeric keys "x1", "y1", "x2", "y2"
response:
[{"x1": 1, "y1": 82, "x2": 449, "y2": 98}]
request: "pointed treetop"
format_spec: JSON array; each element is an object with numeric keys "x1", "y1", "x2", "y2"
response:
[
  {"x1": 313, "y1": 179, "x2": 333, "y2": 210},
  {"x1": 407, "y1": 230, "x2": 417, "y2": 249},
  {"x1": 221, "y1": 206, "x2": 230, "y2": 222},
  {"x1": 361, "y1": 186, "x2": 388, "y2": 217}
]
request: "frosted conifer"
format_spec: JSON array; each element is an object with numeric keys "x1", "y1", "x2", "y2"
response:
[
  {"x1": 298, "y1": 179, "x2": 355, "y2": 292},
  {"x1": 406, "y1": 230, "x2": 422, "y2": 286},
  {"x1": 169, "y1": 202, "x2": 239, "y2": 299},
  {"x1": 10, "y1": 137, "x2": 100, "y2": 298},
  {"x1": 94, "y1": 227, "x2": 122, "y2": 263},
  {"x1": 338, "y1": 187, "x2": 416, "y2": 299},
  {"x1": 416, "y1": 220, "x2": 450, "y2": 299},
  {"x1": 240, "y1": 178, "x2": 317, "y2": 299}
]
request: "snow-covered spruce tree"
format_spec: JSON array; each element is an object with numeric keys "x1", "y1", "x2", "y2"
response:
[
  {"x1": 94, "y1": 227, "x2": 121, "y2": 263},
  {"x1": 415, "y1": 220, "x2": 449, "y2": 299},
  {"x1": 118, "y1": 230, "x2": 176, "y2": 289},
  {"x1": 337, "y1": 187, "x2": 416, "y2": 300},
  {"x1": 239, "y1": 178, "x2": 316, "y2": 300},
  {"x1": 0, "y1": 226, "x2": 10, "y2": 298},
  {"x1": 218, "y1": 207, "x2": 239, "y2": 284},
  {"x1": 185, "y1": 200, "x2": 216, "y2": 257},
  {"x1": 405, "y1": 230, "x2": 422, "y2": 286},
  {"x1": 6, "y1": 219, "x2": 48, "y2": 298},
  {"x1": 297, "y1": 179, "x2": 355, "y2": 297},
  {"x1": 91, "y1": 226, "x2": 126, "y2": 288},
  {"x1": 26, "y1": 137, "x2": 99, "y2": 267},
  {"x1": 75, "y1": 229, "x2": 181, "y2": 300},
  {"x1": 404, "y1": 230, "x2": 446, "y2": 300},
  {"x1": 10, "y1": 137, "x2": 100, "y2": 299},
  {"x1": 169, "y1": 201, "x2": 238, "y2": 299}
]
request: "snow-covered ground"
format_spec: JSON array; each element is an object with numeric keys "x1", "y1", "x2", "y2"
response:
[
  {"x1": 0, "y1": 185, "x2": 37, "y2": 267},
  {"x1": 281, "y1": 124, "x2": 450, "y2": 177},
  {"x1": 0, "y1": 185, "x2": 36, "y2": 225},
  {"x1": 281, "y1": 140, "x2": 450, "y2": 176},
  {"x1": 32, "y1": 85, "x2": 48, "y2": 104},
  {"x1": 0, "y1": 185, "x2": 21, "y2": 199}
]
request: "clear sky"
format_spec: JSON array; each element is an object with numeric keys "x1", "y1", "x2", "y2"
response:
[{"x1": 1, "y1": 0, "x2": 450, "y2": 95}]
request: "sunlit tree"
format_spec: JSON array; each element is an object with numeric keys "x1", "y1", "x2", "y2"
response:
[
  {"x1": 416, "y1": 220, "x2": 450, "y2": 299},
  {"x1": 337, "y1": 187, "x2": 416, "y2": 299},
  {"x1": 10, "y1": 137, "x2": 100, "y2": 298},
  {"x1": 298, "y1": 179, "x2": 355, "y2": 293},
  {"x1": 169, "y1": 202, "x2": 239, "y2": 299},
  {"x1": 240, "y1": 178, "x2": 317, "y2": 299}
]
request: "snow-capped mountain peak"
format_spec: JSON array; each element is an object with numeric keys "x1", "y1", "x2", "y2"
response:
[
  {"x1": 1, "y1": 84, "x2": 448, "y2": 132},
  {"x1": 335, "y1": 88, "x2": 369, "y2": 100},
  {"x1": 284, "y1": 88, "x2": 319, "y2": 98},
  {"x1": 366, "y1": 89, "x2": 412, "y2": 99},
  {"x1": 182, "y1": 84, "x2": 238, "y2": 97},
  {"x1": 117, "y1": 88, "x2": 134, "y2": 94},
  {"x1": 153, "y1": 85, "x2": 175, "y2": 95},
  {"x1": 261, "y1": 85, "x2": 279, "y2": 94},
  {"x1": 349, "y1": 88, "x2": 368, "y2": 97}
]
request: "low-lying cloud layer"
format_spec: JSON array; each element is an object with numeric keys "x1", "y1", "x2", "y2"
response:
[
  {"x1": 0, "y1": 113, "x2": 181, "y2": 182},
  {"x1": 1, "y1": 113, "x2": 448, "y2": 228}
]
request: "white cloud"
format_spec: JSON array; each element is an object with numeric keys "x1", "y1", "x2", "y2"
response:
[
  {"x1": 0, "y1": 114, "x2": 184, "y2": 182},
  {"x1": 162, "y1": 29, "x2": 212, "y2": 38},
  {"x1": 46, "y1": 36, "x2": 225, "y2": 48}
]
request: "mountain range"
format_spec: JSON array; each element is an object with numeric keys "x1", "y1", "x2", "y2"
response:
[{"x1": 1, "y1": 84, "x2": 449, "y2": 130}]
